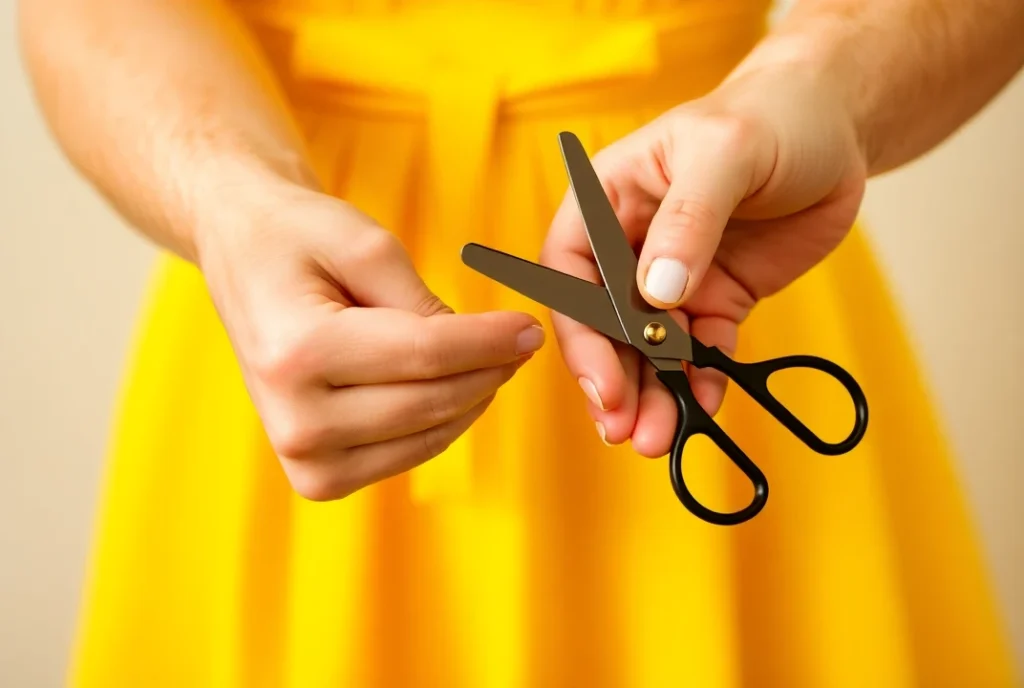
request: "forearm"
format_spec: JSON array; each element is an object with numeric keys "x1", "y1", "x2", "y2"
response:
[
  {"x1": 734, "y1": 0, "x2": 1024, "y2": 175},
  {"x1": 17, "y1": 0, "x2": 318, "y2": 262}
]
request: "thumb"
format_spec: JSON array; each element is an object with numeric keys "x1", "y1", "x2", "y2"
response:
[
  {"x1": 331, "y1": 213, "x2": 453, "y2": 317},
  {"x1": 636, "y1": 135, "x2": 754, "y2": 309}
]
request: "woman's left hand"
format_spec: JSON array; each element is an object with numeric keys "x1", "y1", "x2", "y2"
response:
[{"x1": 541, "y1": 64, "x2": 867, "y2": 457}]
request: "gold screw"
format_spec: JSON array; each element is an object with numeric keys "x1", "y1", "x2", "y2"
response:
[{"x1": 643, "y1": 322, "x2": 667, "y2": 345}]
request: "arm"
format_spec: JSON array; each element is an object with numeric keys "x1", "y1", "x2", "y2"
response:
[
  {"x1": 18, "y1": 0, "x2": 544, "y2": 500},
  {"x1": 737, "y1": 0, "x2": 1024, "y2": 175},
  {"x1": 544, "y1": 0, "x2": 1024, "y2": 454},
  {"x1": 17, "y1": 0, "x2": 318, "y2": 262}
]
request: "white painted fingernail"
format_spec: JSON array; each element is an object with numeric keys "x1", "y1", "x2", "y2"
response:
[
  {"x1": 595, "y1": 422, "x2": 612, "y2": 446},
  {"x1": 578, "y1": 377, "x2": 606, "y2": 410},
  {"x1": 644, "y1": 257, "x2": 689, "y2": 304}
]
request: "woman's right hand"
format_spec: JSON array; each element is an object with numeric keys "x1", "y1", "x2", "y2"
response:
[{"x1": 196, "y1": 181, "x2": 545, "y2": 501}]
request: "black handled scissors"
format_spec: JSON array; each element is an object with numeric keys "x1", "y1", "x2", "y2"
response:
[{"x1": 461, "y1": 131, "x2": 869, "y2": 526}]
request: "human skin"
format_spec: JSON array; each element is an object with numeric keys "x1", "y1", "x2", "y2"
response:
[
  {"x1": 542, "y1": 0, "x2": 1024, "y2": 454},
  {"x1": 18, "y1": 0, "x2": 1024, "y2": 496}
]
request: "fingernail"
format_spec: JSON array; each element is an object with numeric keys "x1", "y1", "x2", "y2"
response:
[
  {"x1": 578, "y1": 377, "x2": 606, "y2": 410},
  {"x1": 596, "y1": 422, "x2": 611, "y2": 446},
  {"x1": 515, "y1": 325, "x2": 545, "y2": 355},
  {"x1": 644, "y1": 257, "x2": 689, "y2": 304}
]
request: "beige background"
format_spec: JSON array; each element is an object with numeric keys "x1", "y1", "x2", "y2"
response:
[{"x1": 1, "y1": 2, "x2": 1022, "y2": 685}]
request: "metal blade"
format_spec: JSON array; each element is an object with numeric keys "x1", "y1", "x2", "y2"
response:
[
  {"x1": 557, "y1": 131, "x2": 693, "y2": 362},
  {"x1": 461, "y1": 243, "x2": 628, "y2": 343}
]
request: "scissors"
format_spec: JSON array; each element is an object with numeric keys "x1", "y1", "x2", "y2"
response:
[{"x1": 461, "y1": 131, "x2": 869, "y2": 526}]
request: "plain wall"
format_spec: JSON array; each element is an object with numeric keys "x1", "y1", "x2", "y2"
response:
[{"x1": 1, "y1": 3, "x2": 1021, "y2": 685}]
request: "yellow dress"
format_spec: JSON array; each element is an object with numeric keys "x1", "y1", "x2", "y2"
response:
[{"x1": 70, "y1": 1, "x2": 1018, "y2": 686}]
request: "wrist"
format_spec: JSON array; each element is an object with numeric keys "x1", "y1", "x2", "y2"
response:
[
  {"x1": 726, "y1": 20, "x2": 872, "y2": 169},
  {"x1": 187, "y1": 151, "x2": 320, "y2": 268}
]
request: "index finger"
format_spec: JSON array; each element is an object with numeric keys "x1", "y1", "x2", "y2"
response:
[{"x1": 323, "y1": 308, "x2": 545, "y2": 386}]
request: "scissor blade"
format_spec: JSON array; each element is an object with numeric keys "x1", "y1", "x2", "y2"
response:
[
  {"x1": 558, "y1": 132, "x2": 662, "y2": 328},
  {"x1": 558, "y1": 131, "x2": 693, "y2": 362},
  {"x1": 461, "y1": 243, "x2": 628, "y2": 343}
]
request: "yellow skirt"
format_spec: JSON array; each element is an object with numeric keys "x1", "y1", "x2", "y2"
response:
[{"x1": 70, "y1": 1, "x2": 1018, "y2": 685}]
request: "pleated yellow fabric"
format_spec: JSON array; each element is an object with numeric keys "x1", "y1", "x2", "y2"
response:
[{"x1": 69, "y1": 1, "x2": 1019, "y2": 686}]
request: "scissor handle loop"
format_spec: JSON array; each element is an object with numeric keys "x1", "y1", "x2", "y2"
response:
[
  {"x1": 657, "y1": 369, "x2": 768, "y2": 526},
  {"x1": 657, "y1": 344, "x2": 869, "y2": 526},
  {"x1": 690, "y1": 343, "x2": 869, "y2": 456}
]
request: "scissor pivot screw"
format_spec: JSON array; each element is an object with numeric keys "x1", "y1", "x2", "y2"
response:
[{"x1": 644, "y1": 322, "x2": 667, "y2": 345}]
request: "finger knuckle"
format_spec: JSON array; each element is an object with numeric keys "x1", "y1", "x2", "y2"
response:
[
  {"x1": 347, "y1": 228, "x2": 403, "y2": 268},
  {"x1": 659, "y1": 195, "x2": 721, "y2": 238},
  {"x1": 412, "y1": 325, "x2": 450, "y2": 378},
  {"x1": 423, "y1": 385, "x2": 462, "y2": 426},
  {"x1": 588, "y1": 150, "x2": 628, "y2": 207},
  {"x1": 267, "y1": 409, "x2": 330, "y2": 460},
  {"x1": 252, "y1": 324, "x2": 321, "y2": 387},
  {"x1": 704, "y1": 113, "x2": 759, "y2": 157},
  {"x1": 420, "y1": 424, "x2": 455, "y2": 462},
  {"x1": 588, "y1": 146, "x2": 619, "y2": 175},
  {"x1": 284, "y1": 463, "x2": 352, "y2": 502}
]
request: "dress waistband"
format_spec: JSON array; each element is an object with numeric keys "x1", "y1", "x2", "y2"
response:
[{"x1": 243, "y1": 1, "x2": 769, "y2": 119}]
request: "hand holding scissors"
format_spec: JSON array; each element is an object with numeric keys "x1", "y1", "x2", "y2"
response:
[{"x1": 462, "y1": 132, "x2": 869, "y2": 526}]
